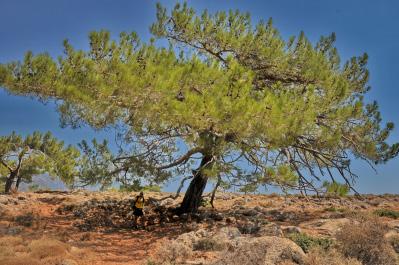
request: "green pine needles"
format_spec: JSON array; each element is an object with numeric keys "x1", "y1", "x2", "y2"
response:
[
  {"x1": 0, "y1": 131, "x2": 80, "y2": 193},
  {"x1": 0, "y1": 2, "x2": 398, "y2": 209}
]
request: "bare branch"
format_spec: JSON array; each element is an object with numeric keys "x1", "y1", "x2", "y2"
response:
[
  {"x1": 160, "y1": 175, "x2": 193, "y2": 200},
  {"x1": 210, "y1": 174, "x2": 222, "y2": 208}
]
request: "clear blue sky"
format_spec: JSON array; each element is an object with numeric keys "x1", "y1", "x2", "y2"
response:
[{"x1": 0, "y1": 0, "x2": 398, "y2": 194}]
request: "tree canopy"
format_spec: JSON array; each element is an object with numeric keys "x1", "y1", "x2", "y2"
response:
[
  {"x1": 0, "y1": 131, "x2": 80, "y2": 193},
  {"x1": 0, "y1": 2, "x2": 398, "y2": 210}
]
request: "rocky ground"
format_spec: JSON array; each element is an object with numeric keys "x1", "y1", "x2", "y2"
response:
[{"x1": 0, "y1": 191, "x2": 398, "y2": 264}]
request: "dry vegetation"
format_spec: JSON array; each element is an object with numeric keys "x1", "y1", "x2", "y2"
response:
[
  {"x1": 149, "y1": 240, "x2": 193, "y2": 265},
  {"x1": 151, "y1": 215, "x2": 399, "y2": 265},
  {"x1": 336, "y1": 214, "x2": 398, "y2": 265},
  {"x1": 1, "y1": 191, "x2": 399, "y2": 265},
  {"x1": 0, "y1": 235, "x2": 91, "y2": 265},
  {"x1": 305, "y1": 248, "x2": 362, "y2": 265}
]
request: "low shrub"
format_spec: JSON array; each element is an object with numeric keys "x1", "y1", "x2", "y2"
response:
[
  {"x1": 14, "y1": 212, "x2": 35, "y2": 227},
  {"x1": 28, "y1": 238, "x2": 70, "y2": 259},
  {"x1": 287, "y1": 232, "x2": 333, "y2": 253},
  {"x1": 28, "y1": 184, "x2": 40, "y2": 192},
  {"x1": 142, "y1": 185, "x2": 162, "y2": 192},
  {"x1": 336, "y1": 215, "x2": 398, "y2": 265},
  {"x1": 200, "y1": 198, "x2": 211, "y2": 207},
  {"x1": 150, "y1": 240, "x2": 192, "y2": 265},
  {"x1": 374, "y1": 208, "x2": 399, "y2": 219},
  {"x1": 237, "y1": 222, "x2": 261, "y2": 234},
  {"x1": 193, "y1": 238, "x2": 225, "y2": 251},
  {"x1": 388, "y1": 234, "x2": 399, "y2": 254},
  {"x1": 210, "y1": 240, "x2": 268, "y2": 265},
  {"x1": 324, "y1": 207, "x2": 346, "y2": 213}
]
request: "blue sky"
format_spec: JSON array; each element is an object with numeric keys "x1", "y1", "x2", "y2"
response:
[{"x1": 0, "y1": 0, "x2": 398, "y2": 193}]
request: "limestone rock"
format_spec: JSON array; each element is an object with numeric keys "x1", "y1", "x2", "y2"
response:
[
  {"x1": 282, "y1": 226, "x2": 302, "y2": 235},
  {"x1": 257, "y1": 223, "x2": 283, "y2": 237},
  {"x1": 300, "y1": 218, "x2": 350, "y2": 236},
  {"x1": 217, "y1": 226, "x2": 242, "y2": 239},
  {"x1": 212, "y1": 236, "x2": 305, "y2": 265}
]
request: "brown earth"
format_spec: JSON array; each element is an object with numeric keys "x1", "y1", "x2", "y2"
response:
[{"x1": 0, "y1": 191, "x2": 398, "y2": 264}]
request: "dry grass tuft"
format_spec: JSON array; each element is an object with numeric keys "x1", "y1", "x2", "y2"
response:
[
  {"x1": 28, "y1": 237, "x2": 70, "y2": 259},
  {"x1": 150, "y1": 239, "x2": 192, "y2": 265},
  {"x1": 0, "y1": 245, "x2": 15, "y2": 258},
  {"x1": 0, "y1": 236, "x2": 24, "y2": 247},
  {"x1": 0, "y1": 235, "x2": 84, "y2": 265},
  {"x1": 336, "y1": 214, "x2": 398, "y2": 265},
  {"x1": 305, "y1": 248, "x2": 361, "y2": 265},
  {"x1": 0, "y1": 236, "x2": 26, "y2": 260},
  {"x1": 193, "y1": 237, "x2": 226, "y2": 251},
  {"x1": 2, "y1": 255, "x2": 41, "y2": 265},
  {"x1": 41, "y1": 256, "x2": 78, "y2": 265}
]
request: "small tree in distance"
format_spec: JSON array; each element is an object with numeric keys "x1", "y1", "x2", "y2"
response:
[
  {"x1": 0, "y1": 2, "x2": 398, "y2": 212},
  {"x1": 0, "y1": 131, "x2": 80, "y2": 193}
]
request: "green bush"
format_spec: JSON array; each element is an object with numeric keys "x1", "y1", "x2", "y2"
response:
[
  {"x1": 142, "y1": 185, "x2": 162, "y2": 192},
  {"x1": 374, "y1": 209, "x2": 399, "y2": 219},
  {"x1": 322, "y1": 181, "x2": 350, "y2": 197},
  {"x1": 200, "y1": 198, "x2": 211, "y2": 207},
  {"x1": 288, "y1": 232, "x2": 333, "y2": 253},
  {"x1": 28, "y1": 184, "x2": 40, "y2": 192}
]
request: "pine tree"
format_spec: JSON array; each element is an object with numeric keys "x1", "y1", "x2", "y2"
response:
[
  {"x1": 0, "y1": 131, "x2": 80, "y2": 193},
  {"x1": 0, "y1": 3, "x2": 398, "y2": 211}
]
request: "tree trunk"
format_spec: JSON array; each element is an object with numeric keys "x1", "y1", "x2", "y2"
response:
[
  {"x1": 5, "y1": 172, "x2": 16, "y2": 193},
  {"x1": 177, "y1": 154, "x2": 213, "y2": 214},
  {"x1": 15, "y1": 175, "x2": 22, "y2": 190}
]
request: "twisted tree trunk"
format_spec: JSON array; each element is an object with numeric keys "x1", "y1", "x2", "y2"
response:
[
  {"x1": 5, "y1": 171, "x2": 17, "y2": 193},
  {"x1": 5, "y1": 159, "x2": 22, "y2": 193},
  {"x1": 177, "y1": 154, "x2": 213, "y2": 214}
]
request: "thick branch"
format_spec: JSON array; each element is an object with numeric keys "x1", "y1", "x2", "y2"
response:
[{"x1": 156, "y1": 147, "x2": 203, "y2": 170}]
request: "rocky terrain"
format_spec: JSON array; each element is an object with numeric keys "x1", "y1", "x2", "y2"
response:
[{"x1": 0, "y1": 191, "x2": 398, "y2": 264}]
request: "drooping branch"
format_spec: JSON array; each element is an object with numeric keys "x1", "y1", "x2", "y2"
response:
[
  {"x1": 210, "y1": 174, "x2": 222, "y2": 208},
  {"x1": 0, "y1": 160, "x2": 14, "y2": 173}
]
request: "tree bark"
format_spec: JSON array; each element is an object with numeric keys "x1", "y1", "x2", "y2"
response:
[
  {"x1": 5, "y1": 155, "x2": 23, "y2": 193},
  {"x1": 177, "y1": 154, "x2": 213, "y2": 214},
  {"x1": 15, "y1": 175, "x2": 22, "y2": 190},
  {"x1": 5, "y1": 172, "x2": 17, "y2": 193}
]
